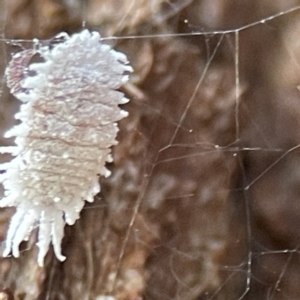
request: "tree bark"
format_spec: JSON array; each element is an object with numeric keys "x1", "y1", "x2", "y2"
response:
[{"x1": 1, "y1": 1, "x2": 300, "y2": 299}]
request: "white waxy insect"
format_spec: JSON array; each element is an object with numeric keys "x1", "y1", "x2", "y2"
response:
[{"x1": 0, "y1": 30, "x2": 132, "y2": 266}]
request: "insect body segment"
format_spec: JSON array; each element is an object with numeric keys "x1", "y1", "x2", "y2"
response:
[{"x1": 0, "y1": 30, "x2": 132, "y2": 266}]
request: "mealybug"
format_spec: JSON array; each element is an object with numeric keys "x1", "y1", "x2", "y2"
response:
[{"x1": 0, "y1": 30, "x2": 132, "y2": 266}]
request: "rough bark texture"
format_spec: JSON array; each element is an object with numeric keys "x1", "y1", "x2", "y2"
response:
[{"x1": 0, "y1": 0, "x2": 300, "y2": 299}]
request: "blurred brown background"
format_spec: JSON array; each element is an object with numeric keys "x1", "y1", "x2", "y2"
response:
[{"x1": 1, "y1": 0, "x2": 300, "y2": 299}]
